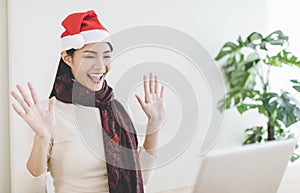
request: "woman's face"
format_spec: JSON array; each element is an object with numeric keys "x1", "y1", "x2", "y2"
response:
[{"x1": 63, "y1": 42, "x2": 112, "y2": 91}]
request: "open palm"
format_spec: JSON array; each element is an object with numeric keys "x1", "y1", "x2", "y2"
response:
[
  {"x1": 11, "y1": 82, "x2": 56, "y2": 140},
  {"x1": 136, "y1": 73, "x2": 166, "y2": 123}
]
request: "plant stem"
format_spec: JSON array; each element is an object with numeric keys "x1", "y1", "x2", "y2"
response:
[
  {"x1": 267, "y1": 120, "x2": 275, "y2": 141},
  {"x1": 265, "y1": 65, "x2": 271, "y2": 92}
]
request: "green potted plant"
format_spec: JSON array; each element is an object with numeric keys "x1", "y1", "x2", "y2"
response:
[{"x1": 215, "y1": 30, "x2": 300, "y2": 162}]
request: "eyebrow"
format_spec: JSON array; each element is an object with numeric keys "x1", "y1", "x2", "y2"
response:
[{"x1": 82, "y1": 50, "x2": 111, "y2": 54}]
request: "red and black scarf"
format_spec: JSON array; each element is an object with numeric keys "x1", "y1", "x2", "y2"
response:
[{"x1": 50, "y1": 72, "x2": 144, "y2": 193}]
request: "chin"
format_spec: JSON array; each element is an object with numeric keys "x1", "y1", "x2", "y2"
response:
[{"x1": 87, "y1": 83, "x2": 103, "y2": 92}]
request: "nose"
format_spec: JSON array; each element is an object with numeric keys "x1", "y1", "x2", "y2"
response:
[{"x1": 94, "y1": 56, "x2": 106, "y2": 71}]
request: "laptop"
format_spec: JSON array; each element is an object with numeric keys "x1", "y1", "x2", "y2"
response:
[{"x1": 193, "y1": 139, "x2": 296, "y2": 193}]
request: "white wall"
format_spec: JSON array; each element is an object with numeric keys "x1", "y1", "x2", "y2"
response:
[
  {"x1": 0, "y1": 0, "x2": 11, "y2": 192},
  {"x1": 7, "y1": 0, "x2": 300, "y2": 193}
]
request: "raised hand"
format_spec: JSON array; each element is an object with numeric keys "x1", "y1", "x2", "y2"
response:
[
  {"x1": 11, "y1": 82, "x2": 56, "y2": 141},
  {"x1": 135, "y1": 73, "x2": 166, "y2": 127}
]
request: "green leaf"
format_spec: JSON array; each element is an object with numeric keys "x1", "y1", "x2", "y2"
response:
[
  {"x1": 237, "y1": 105, "x2": 248, "y2": 114},
  {"x1": 293, "y1": 107, "x2": 300, "y2": 120},
  {"x1": 243, "y1": 126, "x2": 265, "y2": 145},
  {"x1": 290, "y1": 153, "x2": 300, "y2": 162},
  {"x1": 237, "y1": 104, "x2": 258, "y2": 114},
  {"x1": 218, "y1": 97, "x2": 232, "y2": 111},
  {"x1": 249, "y1": 32, "x2": 263, "y2": 41},
  {"x1": 260, "y1": 41, "x2": 267, "y2": 50},
  {"x1": 264, "y1": 30, "x2": 288, "y2": 46},
  {"x1": 290, "y1": 79, "x2": 300, "y2": 84},
  {"x1": 265, "y1": 100, "x2": 278, "y2": 117},
  {"x1": 237, "y1": 36, "x2": 245, "y2": 46},
  {"x1": 276, "y1": 92, "x2": 300, "y2": 127},
  {"x1": 215, "y1": 42, "x2": 240, "y2": 61},
  {"x1": 265, "y1": 49, "x2": 300, "y2": 67},
  {"x1": 291, "y1": 79, "x2": 300, "y2": 92},
  {"x1": 215, "y1": 50, "x2": 232, "y2": 61},
  {"x1": 293, "y1": 86, "x2": 300, "y2": 92},
  {"x1": 265, "y1": 55, "x2": 282, "y2": 67},
  {"x1": 246, "y1": 32, "x2": 263, "y2": 46},
  {"x1": 257, "y1": 105, "x2": 267, "y2": 116},
  {"x1": 245, "y1": 53, "x2": 260, "y2": 68}
]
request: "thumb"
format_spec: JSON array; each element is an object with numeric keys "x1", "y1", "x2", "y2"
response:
[
  {"x1": 48, "y1": 96, "x2": 56, "y2": 113},
  {"x1": 135, "y1": 95, "x2": 144, "y2": 108}
]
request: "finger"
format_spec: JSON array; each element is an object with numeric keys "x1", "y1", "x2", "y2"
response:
[
  {"x1": 48, "y1": 96, "x2": 56, "y2": 113},
  {"x1": 154, "y1": 75, "x2": 158, "y2": 94},
  {"x1": 160, "y1": 85, "x2": 164, "y2": 98},
  {"x1": 27, "y1": 82, "x2": 39, "y2": 105},
  {"x1": 149, "y1": 72, "x2": 153, "y2": 94},
  {"x1": 11, "y1": 103, "x2": 26, "y2": 118},
  {"x1": 135, "y1": 95, "x2": 145, "y2": 108},
  {"x1": 10, "y1": 91, "x2": 29, "y2": 112},
  {"x1": 16, "y1": 84, "x2": 33, "y2": 107},
  {"x1": 143, "y1": 75, "x2": 150, "y2": 102}
]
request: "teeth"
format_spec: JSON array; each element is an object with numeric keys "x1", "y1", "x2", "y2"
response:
[{"x1": 88, "y1": 73, "x2": 103, "y2": 78}]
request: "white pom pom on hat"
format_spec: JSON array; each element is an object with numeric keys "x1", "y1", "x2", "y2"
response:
[{"x1": 60, "y1": 10, "x2": 112, "y2": 51}]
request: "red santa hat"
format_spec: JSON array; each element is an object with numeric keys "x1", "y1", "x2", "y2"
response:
[{"x1": 60, "y1": 10, "x2": 111, "y2": 51}]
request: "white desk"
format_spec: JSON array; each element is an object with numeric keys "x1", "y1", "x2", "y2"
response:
[{"x1": 157, "y1": 163, "x2": 300, "y2": 193}]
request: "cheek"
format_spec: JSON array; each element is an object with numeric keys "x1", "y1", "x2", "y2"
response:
[
  {"x1": 72, "y1": 64, "x2": 88, "y2": 78},
  {"x1": 106, "y1": 63, "x2": 112, "y2": 73},
  {"x1": 79, "y1": 58, "x2": 95, "y2": 67},
  {"x1": 75, "y1": 59, "x2": 94, "y2": 73}
]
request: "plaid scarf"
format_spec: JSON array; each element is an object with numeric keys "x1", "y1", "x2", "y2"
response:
[{"x1": 50, "y1": 73, "x2": 144, "y2": 193}]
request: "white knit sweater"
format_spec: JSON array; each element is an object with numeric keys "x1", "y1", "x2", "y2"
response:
[{"x1": 16, "y1": 99, "x2": 157, "y2": 193}]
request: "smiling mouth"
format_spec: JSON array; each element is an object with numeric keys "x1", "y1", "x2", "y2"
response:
[{"x1": 87, "y1": 73, "x2": 104, "y2": 84}]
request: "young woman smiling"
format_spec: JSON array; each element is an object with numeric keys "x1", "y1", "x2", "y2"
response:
[{"x1": 11, "y1": 10, "x2": 165, "y2": 193}]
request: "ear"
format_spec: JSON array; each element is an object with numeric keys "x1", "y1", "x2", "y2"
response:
[{"x1": 61, "y1": 51, "x2": 73, "y2": 67}]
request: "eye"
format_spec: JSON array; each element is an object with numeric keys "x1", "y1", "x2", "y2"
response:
[
  {"x1": 84, "y1": 56, "x2": 95, "y2": 59},
  {"x1": 104, "y1": 56, "x2": 111, "y2": 59}
]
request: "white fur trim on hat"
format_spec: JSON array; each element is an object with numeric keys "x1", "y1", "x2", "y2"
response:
[{"x1": 61, "y1": 29, "x2": 111, "y2": 51}]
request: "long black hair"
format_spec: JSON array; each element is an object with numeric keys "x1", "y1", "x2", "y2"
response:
[{"x1": 49, "y1": 49, "x2": 75, "y2": 98}]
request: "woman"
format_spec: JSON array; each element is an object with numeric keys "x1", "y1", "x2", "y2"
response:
[{"x1": 11, "y1": 10, "x2": 165, "y2": 193}]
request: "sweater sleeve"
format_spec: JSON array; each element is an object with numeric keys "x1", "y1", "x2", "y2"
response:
[
  {"x1": 15, "y1": 123, "x2": 53, "y2": 193},
  {"x1": 138, "y1": 145, "x2": 158, "y2": 185}
]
